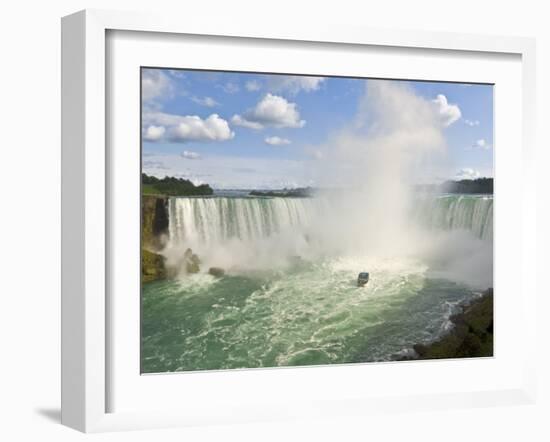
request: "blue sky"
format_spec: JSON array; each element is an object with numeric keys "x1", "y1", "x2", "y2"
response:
[{"x1": 142, "y1": 68, "x2": 493, "y2": 189}]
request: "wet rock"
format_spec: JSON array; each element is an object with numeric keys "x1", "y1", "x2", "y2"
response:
[
  {"x1": 141, "y1": 196, "x2": 169, "y2": 251},
  {"x1": 208, "y1": 267, "x2": 225, "y2": 278},
  {"x1": 184, "y1": 248, "x2": 201, "y2": 274},
  {"x1": 141, "y1": 249, "x2": 166, "y2": 283},
  {"x1": 395, "y1": 288, "x2": 493, "y2": 361}
]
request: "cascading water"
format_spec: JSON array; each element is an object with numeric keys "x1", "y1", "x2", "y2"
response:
[
  {"x1": 414, "y1": 194, "x2": 493, "y2": 241},
  {"x1": 167, "y1": 196, "x2": 325, "y2": 246},
  {"x1": 142, "y1": 193, "x2": 493, "y2": 373},
  {"x1": 167, "y1": 194, "x2": 493, "y2": 249}
]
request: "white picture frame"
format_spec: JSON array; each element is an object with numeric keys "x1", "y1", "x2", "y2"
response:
[{"x1": 61, "y1": 9, "x2": 538, "y2": 433}]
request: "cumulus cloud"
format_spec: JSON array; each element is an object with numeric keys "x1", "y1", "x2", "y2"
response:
[
  {"x1": 191, "y1": 96, "x2": 219, "y2": 107},
  {"x1": 432, "y1": 94, "x2": 461, "y2": 127},
  {"x1": 264, "y1": 136, "x2": 291, "y2": 146},
  {"x1": 181, "y1": 150, "x2": 201, "y2": 160},
  {"x1": 142, "y1": 69, "x2": 174, "y2": 102},
  {"x1": 231, "y1": 115, "x2": 263, "y2": 130},
  {"x1": 232, "y1": 94, "x2": 306, "y2": 130},
  {"x1": 268, "y1": 75, "x2": 325, "y2": 95},
  {"x1": 169, "y1": 114, "x2": 235, "y2": 142},
  {"x1": 245, "y1": 80, "x2": 261, "y2": 92},
  {"x1": 143, "y1": 111, "x2": 234, "y2": 143},
  {"x1": 143, "y1": 125, "x2": 166, "y2": 141},
  {"x1": 473, "y1": 138, "x2": 491, "y2": 149},
  {"x1": 455, "y1": 168, "x2": 480, "y2": 180},
  {"x1": 464, "y1": 119, "x2": 480, "y2": 127}
]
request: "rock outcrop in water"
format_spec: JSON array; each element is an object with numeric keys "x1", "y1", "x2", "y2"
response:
[
  {"x1": 183, "y1": 248, "x2": 201, "y2": 274},
  {"x1": 208, "y1": 267, "x2": 225, "y2": 277},
  {"x1": 142, "y1": 249, "x2": 166, "y2": 283},
  {"x1": 401, "y1": 288, "x2": 493, "y2": 360}
]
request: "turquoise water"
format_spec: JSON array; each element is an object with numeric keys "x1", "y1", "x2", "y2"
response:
[
  {"x1": 141, "y1": 255, "x2": 476, "y2": 373},
  {"x1": 141, "y1": 194, "x2": 492, "y2": 373}
]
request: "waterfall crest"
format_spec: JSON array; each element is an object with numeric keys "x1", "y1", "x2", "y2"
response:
[
  {"x1": 168, "y1": 197, "x2": 325, "y2": 247},
  {"x1": 414, "y1": 195, "x2": 493, "y2": 241},
  {"x1": 168, "y1": 194, "x2": 493, "y2": 247}
]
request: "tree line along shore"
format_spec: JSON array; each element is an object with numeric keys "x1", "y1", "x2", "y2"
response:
[
  {"x1": 142, "y1": 173, "x2": 213, "y2": 196},
  {"x1": 142, "y1": 173, "x2": 493, "y2": 198}
]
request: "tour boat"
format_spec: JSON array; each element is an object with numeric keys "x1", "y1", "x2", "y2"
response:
[{"x1": 357, "y1": 272, "x2": 370, "y2": 287}]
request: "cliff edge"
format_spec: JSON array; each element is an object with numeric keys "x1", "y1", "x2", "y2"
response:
[{"x1": 141, "y1": 195, "x2": 169, "y2": 283}]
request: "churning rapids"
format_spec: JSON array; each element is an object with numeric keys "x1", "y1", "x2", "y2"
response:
[{"x1": 141, "y1": 194, "x2": 493, "y2": 373}]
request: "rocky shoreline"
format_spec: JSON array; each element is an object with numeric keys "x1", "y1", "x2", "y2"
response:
[{"x1": 398, "y1": 288, "x2": 494, "y2": 361}]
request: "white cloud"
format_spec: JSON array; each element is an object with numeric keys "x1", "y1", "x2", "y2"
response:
[
  {"x1": 464, "y1": 119, "x2": 480, "y2": 126},
  {"x1": 432, "y1": 94, "x2": 461, "y2": 127},
  {"x1": 455, "y1": 168, "x2": 480, "y2": 180},
  {"x1": 264, "y1": 136, "x2": 291, "y2": 146},
  {"x1": 245, "y1": 80, "x2": 261, "y2": 92},
  {"x1": 143, "y1": 125, "x2": 166, "y2": 141},
  {"x1": 168, "y1": 114, "x2": 235, "y2": 142},
  {"x1": 181, "y1": 150, "x2": 201, "y2": 160},
  {"x1": 191, "y1": 96, "x2": 219, "y2": 107},
  {"x1": 231, "y1": 115, "x2": 263, "y2": 130},
  {"x1": 143, "y1": 111, "x2": 234, "y2": 143},
  {"x1": 142, "y1": 69, "x2": 173, "y2": 101},
  {"x1": 473, "y1": 138, "x2": 491, "y2": 149},
  {"x1": 268, "y1": 75, "x2": 325, "y2": 95},
  {"x1": 232, "y1": 94, "x2": 306, "y2": 130}
]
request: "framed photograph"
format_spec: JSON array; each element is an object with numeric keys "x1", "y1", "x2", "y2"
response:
[{"x1": 61, "y1": 9, "x2": 537, "y2": 432}]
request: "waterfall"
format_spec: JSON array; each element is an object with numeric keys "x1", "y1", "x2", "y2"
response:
[
  {"x1": 167, "y1": 194, "x2": 493, "y2": 248},
  {"x1": 414, "y1": 195, "x2": 493, "y2": 240},
  {"x1": 168, "y1": 197, "x2": 325, "y2": 247}
]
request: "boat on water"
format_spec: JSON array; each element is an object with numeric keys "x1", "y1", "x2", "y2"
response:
[{"x1": 357, "y1": 272, "x2": 370, "y2": 287}]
